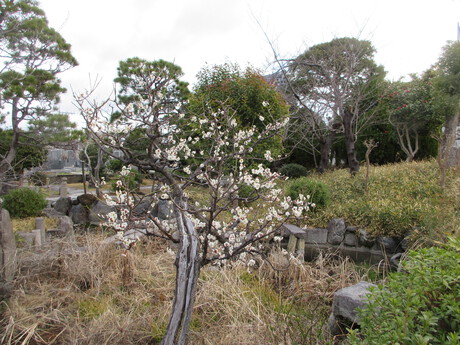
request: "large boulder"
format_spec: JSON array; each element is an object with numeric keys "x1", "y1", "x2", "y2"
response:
[
  {"x1": 69, "y1": 204, "x2": 88, "y2": 225},
  {"x1": 77, "y1": 194, "x2": 98, "y2": 207},
  {"x1": 328, "y1": 281, "x2": 376, "y2": 336},
  {"x1": 151, "y1": 200, "x2": 173, "y2": 220},
  {"x1": 54, "y1": 197, "x2": 72, "y2": 215},
  {"x1": 89, "y1": 201, "x2": 116, "y2": 224}
]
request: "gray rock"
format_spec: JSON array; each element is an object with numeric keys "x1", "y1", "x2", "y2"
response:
[
  {"x1": 57, "y1": 216, "x2": 74, "y2": 236},
  {"x1": 377, "y1": 237, "x2": 397, "y2": 252},
  {"x1": 54, "y1": 197, "x2": 72, "y2": 215},
  {"x1": 327, "y1": 218, "x2": 346, "y2": 245},
  {"x1": 400, "y1": 237, "x2": 409, "y2": 251},
  {"x1": 343, "y1": 232, "x2": 357, "y2": 246},
  {"x1": 42, "y1": 207, "x2": 65, "y2": 218},
  {"x1": 133, "y1": 198, "x2": 154, "y2": 216},
  {"x1": 357, "y1": 229, "x2": 375, "y2": 248},
  {"x1": 152, "y1": 200, "x2": 173, "y2": 220},
  {"x1": 390, "y1": 252, "x2": 403, "y2": 270},
  {"x1": 89, "y1": 201, "x2": 115, "y2": 224},
  {"x1": 69, "y1": 204, "x2": 88, "y2": 225},
  {"x1": 331, "y1": 281, "x2": 376, "y2": 326},
  {"x1": 346, "y1": 226, "x2": 358, "y2": 233}
]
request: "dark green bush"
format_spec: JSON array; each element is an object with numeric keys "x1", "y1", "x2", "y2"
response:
[
  {"x1": 237, "y1": 184, "x2": 257, "y2": 203},
  {"x1": 286, "y1": 177, "x2": 330, "y2": 208},
  {"x1": 106, "y1": 159, "x2": 123, "y2": 174},
  {"x1": 280, "y1": 163, "x2": 308, "y2": 179},
  {"x1": 348, "y1": 238, "x2": 460, "y2": 345},
  {"x1": 2, "y1": 188, "x2": 48, "y2": 218}
]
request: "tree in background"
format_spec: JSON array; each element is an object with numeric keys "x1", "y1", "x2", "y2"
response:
[
  {"x1": 387, "y1": 72, "x2": 442, "y2": 162},
  {"x1": 27, "y1": 113, "x2": 84, "y2": 147},
  {"x1": 434, "y1": 41, "x2": 460, "y2": 166},
  {"x1": 0, "y1": 129, "x2": 47, "y2": 179},
  {"x1": 0, "y1": 0, "x2": 77, "y2": 180},
  {"x1": 189, "y1": 63, "x2": 289, "y2": 164},
  {"x1": 287, "y1": 37, "x2": 385, "y2": 173}
]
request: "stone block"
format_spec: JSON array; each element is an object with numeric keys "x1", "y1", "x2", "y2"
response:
[
  {"x1": 280, "y1": 223, "x2": 306, "y2": 238},
  {"x1": 304, "y1": 227, "x2": 328, "y2": 244}
]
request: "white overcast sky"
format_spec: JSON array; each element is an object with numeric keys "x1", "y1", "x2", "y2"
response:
[{"x1": 38, "y1": 0, "x2": 460, "y2": 124}]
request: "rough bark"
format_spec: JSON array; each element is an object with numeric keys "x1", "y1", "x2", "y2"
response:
[
  {"x1": 161, "y1": 202, "x2": 201, "y2": 345},
  {"x1": 0, "y1": 208, "x2": 17, "y2": 300},
  {"x1": 342, "y1": 112, "x2": 360, "y2": 174},
  {"x1": 442, "y1": 110, "x2": 460, "y2": 167}
]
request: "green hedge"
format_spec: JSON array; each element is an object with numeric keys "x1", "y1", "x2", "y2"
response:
[
  {"x1": 348, "y1": 238, "x2": 460, "y2": 344},
  {"x1": 2, "y1": 188, "x2": 48, "y2": 218}
]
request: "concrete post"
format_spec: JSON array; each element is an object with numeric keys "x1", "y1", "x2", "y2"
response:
[
  {"x1": 32, "y1": 229, "x2": 42, "y2": 247},
  {"x1": 35, "y1": 217, "x2": 46, "y2": 244}
]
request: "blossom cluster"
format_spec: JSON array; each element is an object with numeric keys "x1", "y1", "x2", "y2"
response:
[{"x1": 77, "y1": 86, "x2": 311, "y2": 268}]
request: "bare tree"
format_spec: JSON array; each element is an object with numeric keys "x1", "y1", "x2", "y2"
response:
[{"x1": 276, "y1": 37, "x2": 385, "y2": 173}]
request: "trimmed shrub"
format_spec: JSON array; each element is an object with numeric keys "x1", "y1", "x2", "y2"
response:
[
  {"x1": 348, "y1": 238, "x2": 460, "y2": 344},
  {"x1": 280, "y1": 163, "x2": 308, "y2": 179},
  {"x1": 2, "y1": 188, "x2": 48, "y2": 218},
  {"x1": 286, "y1": 177, "x2": 330, "y2": 208}
]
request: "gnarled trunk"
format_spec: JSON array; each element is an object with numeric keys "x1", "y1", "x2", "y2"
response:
[
  {"x1": 161, "y1": 203, "x2": 201, "y2": 345},
  {"x1": 343, "y1": 112, "x2": 360, "y2": 174}
]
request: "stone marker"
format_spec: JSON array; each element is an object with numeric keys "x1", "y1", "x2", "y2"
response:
[
  {"x1": 0, "y1": 208, "x2": 17, "y2": 299},
  {"x1": 59, "y1": 177, "x2": 68, "y2": 198}
]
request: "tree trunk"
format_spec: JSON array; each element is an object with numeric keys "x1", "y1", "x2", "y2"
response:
[
  {"x1": 0, "y1": 98, "x2": 20, "y2": 180},
  {"x1": 161, "y1": 202, "x2": 201, "y2": 345},
  {"x1": 94, "y1": 146, "x2": 103, "y2": 198},
  {"x1": 342, "y1": 112, "x2": 360, "y2": 174},
  {"x1": 317, "y1": 131, "x2": 335, "y2": 174},
  {"x1": 441, "y1": 110, "x2": 460, "y2": 167}
]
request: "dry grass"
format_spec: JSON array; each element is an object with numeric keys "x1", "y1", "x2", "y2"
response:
[
  {"x1": 1, "y1": 233, "x2": 367, "y2": 345},
  {"x1": 12, "y1": 218, "x2": 58, "y2": 232}
]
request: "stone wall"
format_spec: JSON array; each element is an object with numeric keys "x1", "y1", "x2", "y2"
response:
[{"x1": 281, "y1": 219, "x2": 405, "y2": 265}]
